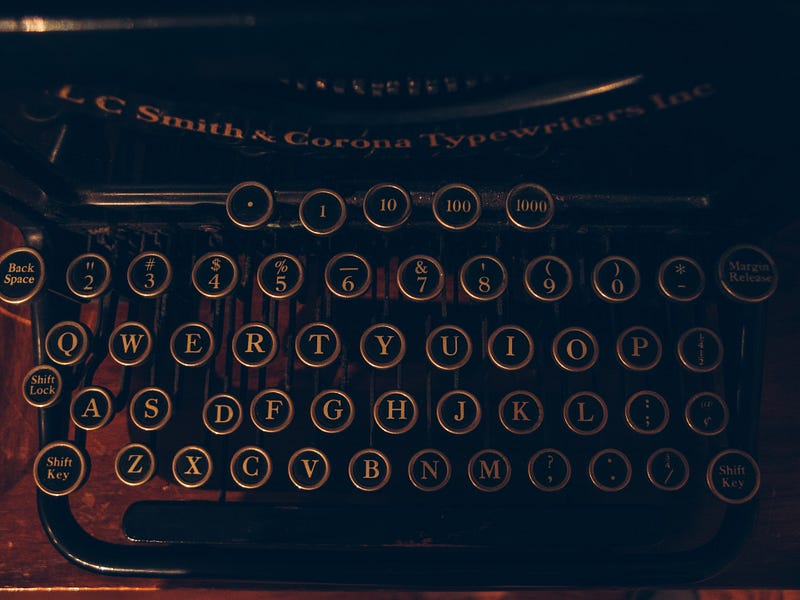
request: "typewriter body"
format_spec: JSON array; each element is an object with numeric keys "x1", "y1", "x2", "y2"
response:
[{"x1": 0, "y1": 2, "x2": 796, "y2": 587}]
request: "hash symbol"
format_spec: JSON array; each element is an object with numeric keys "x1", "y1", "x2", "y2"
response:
[
  {"x1": 674, "y1": 263, "x2": 687, "y2": 275},
  {"x1": 144, "y1": 258, "x2": 156, "y2": 271}
]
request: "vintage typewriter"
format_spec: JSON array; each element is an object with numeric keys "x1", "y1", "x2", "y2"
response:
[{"x1": 0, "y1": 2, "x2": 794, "y2": 587}]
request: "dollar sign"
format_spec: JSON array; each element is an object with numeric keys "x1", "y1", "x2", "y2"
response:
[{"x1": 211, "y1": 258, "x2": 221, "y2": 272}]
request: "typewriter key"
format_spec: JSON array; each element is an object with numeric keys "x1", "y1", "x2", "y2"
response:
[
  {"x1": 646, "y1": 448, "x2": 689, "y2": 492},
  {"x1": 44, "y1": 321, "x2": 91, "y2": 366},
  {"x1": 70, "y1": 386, "x2": 114, "y2": 431},
  {"x1": 373, "y1": 390, "x2": 418, "y2": 434},
  {"x1": 706, "y1": 449, "x2": 760, "y2": 504},
  {"x1": 528, "y1": 449, "x2": 571, "y2": 492},
  {"x1": 191, "y1": 252, "x2": 239, "y2": 298},
  {"x1": 397, "y1": 255, "x2": 445, "y2": 301},
  {"x1": 310, "y1": 389, "x2": 355, "y2": 433},
  {"x1": 127, "y1": 251, "x2": 172, "y2": 298},
  {"x1": 677, "y1": 327, "x2": 723, "y2": 373},
  {"x1": 563, "y1": 391, "x2": 608, "y2": 435},
  {"x1": 616, "y1": 326, "x2": 662, "y2": 371},
  {"x1": 250, "y1": 389, "x2": 294, "y2": 433},
  {"x1": 408, "y1": 449, "x2": 451, "y2": 492},
  {"x1": 498, "y1": 391, "x2": 543, "y2": 434},
  {"x1": 230, "y1": 446, "x2": 272, "y2": 489},
  {"x1": 432, "y1": 183, "x2": 481, "y2": 230},
  {"x1": 0, "y1": 247, "x2": 45, "y2": 304},
  {"x1": 624, "y1": 391, "x2": 669, "y2": 434},
  {"x1": 487, "y1": 325, "x2": 534, "y2": 370},
  {"x1": 33, "y1": 441, "x2": 88, "y2": 497},
  {"x1": 552, "y1": 327, "x2": 598, "y2": 372},
  {"x1": 524, "y1": 255, "x2": 572, "y2": 302},
  {"x1": 203, "y1": 394, "x2": 243, "y2": 435},
  {"x1": 22, "y1": 364, "x2": 62, "y2": 408},
  {"x1": 288, "y1": 447, "x2": 330, "y2": 490},
  {"x1": 505, "y1": 183, "x2": 555, "y2": 231},
  {"x1": 299, "y1": 189, "x2": 347, "y2": 235},
  {"x1": 658, "y1": 256, "x2": 705, "y2": 302},
  {"x1": 459, "y1": 255, "x2": 508, "y2": 301},
  {"x1": 468, "y1": 449, "x2": 511, "y2": 492},
  {"x1": 360, "y1": 323, "x2": 406, "y2": 369},
  {"x1": 324, "y1": 252, "x2": 372, "y2": 299},
  {"x1": 108, "y1": 321, "x2": 153, "y2": 366},
  {"x1": 295, "y1": 322, "x2": 341, "y2": 367},
  {"x1": 257, "y1": 252, "x2": 304, "y2": 299},
  {"x1": 362, "y1": 183, "x2": 412, "y2": 231},
  {"x1": 426, "y1": 325, "x2": 472, "y2": 370},
  {"x1": 685, "y1": 392, "x2": 729, "y2": 436},
  {"x1": 436, "y1": 390, "x2": 481, "y2": 434},
  {"x1": 232, "y1": 322, "x2": 278, "y2": 368},
  {"x1": 172, "y1": 446, "x2": 213, "y2": 488},
  {"x1": 129, "y1": 387, "x2": 173, "y2": 431},
  {"x1": 592, "y1": 256, "x2": 640, "y2": 302},
  {"x1": 115, "y1": 444, "x2": 156, "y2": 487},
  {"x1": 66, "y1": 253, "x2": 111, "y2": 299},
  {"x1": 717, "y1": 245, "x2": 778, "y2": 303},
  {"x1": 226, "y1": 181, "x2": 274, "y2": 229},
  {"x1": 589, "y1": 449, "x2": 632, "y2": 492},
  {"x1": 170, "y1": 322, "x2": 215, "y2": 367},
  {"x1": 349, "y1": 448, "x2": 391, "y2": 492}
]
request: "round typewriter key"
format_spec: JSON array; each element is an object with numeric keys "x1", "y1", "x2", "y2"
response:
[
  {"x1": 397, "y1": 255, "x2": 445, "y2": 301},
  {"x1": 658, "y1": 256, "x2": 705, "y2": 302},
  {"x1": 288, "y1": 447, "x2": 330, "y2": 490},
  {"x1": 299, "y1": 188, "x2": 347, "y2": 235},
  {"x1": 230, "y1": 446, "x2": 272, "y2": 489},
  {"x1": 257, "y1": 252, "x2": 304, "y2": 299},
  {"x1": 498, "y1": 391, "x2": 543, "y2": 434},
  {"x1": 432, "y1": 183, "x2": 481, "y2": 231},
  {"x1": 349, "y1": 448, "x2": 391, "y2": 492},
  {"x1": 127, "y1": 251, "x2": 172, "y2": 297},
  {"x1": 528, "y1": 449, "x2": 571, "y2": 492},
  {"x1": 677, "y1": 327, "x2": 723, "y2": 373},
  {"x1": 436, "y1": 390, "x2": 481, "y2": 434},
  {"x1": 66, "y1": 253, "x2": 111, "y2": 299},
  {"x1": 115, "y1": 443, "x2": 156, "y2": 487},
  {"x1": 226, "y1": 181, "x2": 274, "y2": 229},
  {"x1": 360, "y1": 323, "x2": 406, "y2": 369},
  {"x1": 324, "y1": 252, "x2": 372, "y2": 299},
  {"x1": 45, "y1": 321, "x2": 90, "y2": 366},
  {"x1": 0, "y1": 247, "x2": 45, "y2": 304},
  {"x1": 295, "y1": 322, "x2": 341, "y2": 368},
  {"x1": 468, "y1": 449, "x2": 511, "y2": 492},
  {"x1": 232, "y1": 322, "x2": 278, "y2": 368},
  {"x1": 408, "y1": 449, "x2": 451, "y2": 492},
  {"x1": 33, "y1": 441, "x2": 88, "y2": 497},
  {"x1": 625, "y1": 390, "x2": 669, "y2": 434},
  {"x1": 487, "y1": 325, "x2": 534, "y2": 370},
  {"x1": 563, "y1": 392, "x2": 608, "y2": 436},
  {"x1": 592, "y1": 256, "x2": 640, "y2": 302},
  {"x1": 589, "y1": 449, "x2": 632, "y2": 492},
  {"x1": 616, "y1": 326, "x2": 662, "y2": 371},
  {"x1": 707, "y1": 449, "x2": 760, "y2": 504},
  {"x1": 70, "y1": 386, "x2": 113, "y2": 431},
  {"x1": 717, "y1": 245, "x2": 778, "y2": 303},
  {"x1": 552, "y1": 327, "x2": 598, "y2": 372},
  {"x1": 108, "y1": 321, "x2": 153, "y2": 367},
  {"x1": 170, "y1": 322, "x2": 215, "y2": 367},
  {"x1": 172, "y1": 445, "x2": 213, "y2": 488},
  {"x1": 202, "y1": 394, "x2": 243, "y2": 435},
  {"x1": 373, "y1": 390, "x2": 418, "y2": 434},
  {"x1": 22, "y1": 364, "x2": 62, "y2": 408},
  {"x1": 459, "y1": 255, "x2": 508, "y2": 301},
  {"x1": 191, "y1": 251, "x2": 239, "y2": 298},
  {"x1": 647, "y1": 448, "x2": 689, "y2": 492},
  {"x1": 685, "y1": 392, "x2": 729, "y2": 436},
  {"x1": 129, "y1": 387, "x2": 172, "y2": 431},
  {"x1": 524, "y1": 255, "x2": 572, "y2": 302},
  {"x1": 426, "y1": 325, "x2": 472, "y2": 370},
  {"x1": 505, "y1": 183, "x2": 555, "y2": 231},
  {"x1": 251, "y1": 389, "x2": 294, "y2": 433},
  {"x1": 362, "y1": 183, "x2": 412, "y2": 231},
  {"x1": 310, "y1": 389, "x2": 355, "y2": 434}
]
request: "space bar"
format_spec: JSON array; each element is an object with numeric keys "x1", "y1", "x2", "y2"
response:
[{"x1": 123, "y1": 501, "x2": 664, "y2": 546}]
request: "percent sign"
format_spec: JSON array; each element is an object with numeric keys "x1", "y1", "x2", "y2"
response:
[{"x1": 274, "y1": 258, "x2": 289, "y2": 273}]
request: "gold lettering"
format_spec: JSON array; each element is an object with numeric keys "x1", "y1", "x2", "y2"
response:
[
  {"x1": 136, "y1": 104, "x2": 161, "y2": 123},
  {"x1": 440, "y1": 335, "x2": 459, "y2": 357},
  {"x1": 183, "y1": 333, "x2": 202, "y2": 354},
  {"x1": 143, "y1": 397, "x2": 160, "y2": 419},
  {"x1": 184, "y1": 455, "x2": 203, "y2": 475},
  {"x1": 126, "y1": 453, "x2": 144, "y2": 474},
  {"x1": 120, "y1": 333, "x2": 144, "y2": 353},
  {"x1": 512, "y1": 400, "x2": 530, "y2": 421},
  {"x1": 264, "y1": 399, "x2": 283, "y2": 420},
  {"x1": 566, "y1": 338, "x2": 588, "y2": 361},
  {"x1": 631, "y1": 336, "x2": 649, "y2": 357},
  {"x1": 420, "y1": 459, "x2": 439, "y2": 480},
  {"x1": 284, "y1": 131, "x2": 309, "y2": 146},
  {"x1": 478, "y1": 459, "x2": 501, "y2": 480},
  {"x1": 453, "y1": 400, "x2": 466, "y2": 422},
  {"x1": 300, "y1": 458, "x2": 319, "y2": 477},
  {"x1": 81, "y1": 397, "x2": 101, "y2": 418},
  {"x1": 214, "y1": 403, "x2": 234, "y2": 424},
  {"x1": 362, "y1": 459, "x2": 380, "y2": 479},
  {"x1": 577, "y1": 401, "x2": 595, "y2": 423},
  {"x1": 95, "y1": 95, "x2": 125, "y2": 115},
  {"x1": 308, "y1": 333, "x2": 330, "y2": 355},
  {"x1": 56, "y1": 331, "x2": 78, "y2": 357},
  {"x1": 505, "y1": 335, "x2": 516, "y2": 357},
  {"x1": 56, "y1": 84, "x2": 86, "y2": 105},
  {"x1": 374, "y1": 334, "x2": 395, "y2": 356},
  {"x1": 242, "y1": 455, "x2": 259, "y2": 477},
  {"x1": 245, "y1": 332, "x2": 265, "y2": 354},
  {"x1": 386, "y1": 398, "x2": 407, "y2": 421},
  {"x1": 322, "y1": 398, "x2": 344, "y2": 420}
]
